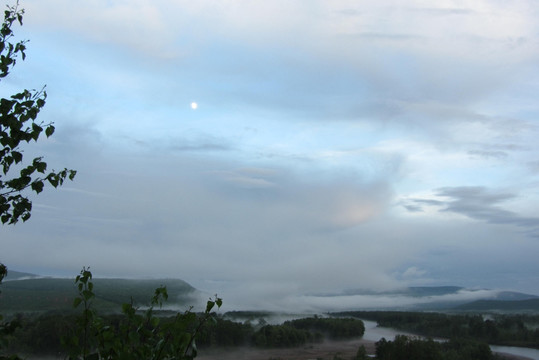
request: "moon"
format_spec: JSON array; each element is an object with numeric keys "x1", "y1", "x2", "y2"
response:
[{"x1": 191, "y1": 102, "x2": 198, "y2": 110}]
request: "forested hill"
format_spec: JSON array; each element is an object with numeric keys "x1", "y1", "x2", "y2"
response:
[
  {"x1": 455, "y1": 298, "x2": 539, "y2": 312},
  {"x1": 3, "y1": 270, "x2": 42, "y2": 280},
  {"x1": 0, "y1": 276, "x2": 197, "y2": 313}
]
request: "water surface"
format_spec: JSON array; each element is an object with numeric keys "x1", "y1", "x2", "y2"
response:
[{"x1": 362, "y1": 320, "x2": 539, "y2": 360}]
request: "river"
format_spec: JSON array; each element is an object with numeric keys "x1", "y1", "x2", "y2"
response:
[{"x1": 361, "y1": 320, "x2": 539, "y2": 360}]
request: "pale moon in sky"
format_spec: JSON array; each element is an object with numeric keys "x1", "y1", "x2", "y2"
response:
[{"x1": 191, "y1": 102, "x2": 198, "y2": 110}]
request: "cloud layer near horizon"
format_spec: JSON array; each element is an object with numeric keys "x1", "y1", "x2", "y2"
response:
[{"x1": 2, "y1": 0, "x2": 539, "y2": 311}]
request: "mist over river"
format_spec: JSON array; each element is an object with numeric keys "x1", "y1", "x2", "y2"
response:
[{"x1": 362, "y1": 320, "x2": 539, "y2": 360}]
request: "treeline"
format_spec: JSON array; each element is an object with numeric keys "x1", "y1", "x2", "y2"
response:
[
  {"x1": 3, "y1": 313, "x2": 365, "y2": 355},
  {"x1": 250, "y1": 316, "x2": 366, "y2": 348},
  {"x1": 335, "y1": 311, "x2": 539, "y2": 348},
  {"x1": 375, "y1": 335, "x2": 500, "y2": 360}
]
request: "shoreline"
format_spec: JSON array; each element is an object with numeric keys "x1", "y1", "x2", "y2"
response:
[
  {"x1": 19, "y1": 339, "x2": 536, "y2": 360},
  {"x1": 197, "y1": 338, "x2": 534, "y2": 360}
]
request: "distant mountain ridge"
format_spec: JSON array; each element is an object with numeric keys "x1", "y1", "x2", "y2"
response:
[
  {"x1": 3, "y1": 270, "x2": 43, "y2": 281},
  {"x1": 0, "y1": 272, "x2": 198, "y2": 313},
  {"x1": 491, "y1": 291, "x2": 539, "y2": 301},
  {"x1": 315, "y1": 286, "x2": 539, "y2": 312},
  {"x1": 456, "y1": 298, "x2": 539, "y2": 312}
]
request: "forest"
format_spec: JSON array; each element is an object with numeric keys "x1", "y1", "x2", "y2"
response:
[
  {"x1": 374, "y1": 335, "x2": 498, "y2": 360},
  {"x1": 335, "y1": 311, "x2": 539, "y2": 349},
  {"x1": 2, "y1": 312, "x2": 366, "y2": 356}
]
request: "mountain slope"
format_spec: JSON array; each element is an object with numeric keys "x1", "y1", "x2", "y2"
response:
[
  {"x1": 308, "y1": 286, "x2": 539, "y2": 312},
  {"x1": 3, "y1": 270, "x2": 42, "y2": 280},
  {"x1": 455, "y1": 298, "x2": 539, "y2": 312},
  {"x1": 0, "y1": 277, "x2": 197, "y2": 313}
]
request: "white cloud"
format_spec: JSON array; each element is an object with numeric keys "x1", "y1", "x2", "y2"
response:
[{"x1": 401, "y1": 266, "x2": 427, "y2": 280}]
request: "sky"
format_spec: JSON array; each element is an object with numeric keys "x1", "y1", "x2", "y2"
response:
[{"x1": 2, "y1": 0, "x2": 539, "y2": 311}]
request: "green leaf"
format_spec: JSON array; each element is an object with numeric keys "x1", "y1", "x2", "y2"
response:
[
  {"x1": 21, "y1": 212, "x2": 31, "y2": 221},
  {"x1": 20, "y1": 165, "x2": 34, "y2": 177},
  {"x1": 45, "y1": 124, "x2": 54, "y2": 137},
  {"x1": 205, "y1": 300, "x2": 215, "y2": 313},
  {"x1": 31, "y1": 180, "x2": 44, "y2": 194},
  {"x1": 27, "y1": 107, "x2": 38, "y2": 120},
  {"x1": 31, "y1": 122, "x2": 42, "y2": 140},
  {"x1": 122, "y1": 303, "x2": 135, "y2": 315},
  {"x1": 35, "y1": 161, "x2": 47, "y2": 173},
  {"x1": 11, "y1": 92, "x2": 24, "y2": 100},
  {"x1": 48, "y1": 175, "x2": 58, "y2": 188},
  {"x1": 82, "y1": 289, "x2": 94, "y2": 301},
  {"x1": 11, "y1": 150, "x2": 22, "y2": 163},
  {"x1": 73, "y1": 297, "x2": 82, "y2": 308}
]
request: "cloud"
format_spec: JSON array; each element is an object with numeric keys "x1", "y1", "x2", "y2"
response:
[
  {"x1": 412, "y1": 7, "x2": 476, "y2": 16},
  {"x1": 349, "y1": 32, "x2": 425, "y2": 43},
  {"x1": 26, "y1": 0, "x2": 175, "y2": 58},
  {"x1": 467, "y1": 143, "x2": 525, "y2": 160},
  {"x1": 215, "y1": 169, "x2": 278, "y2": 189},
  {"x1": 403, "y1": 187, "x2": 539, "y2": 237},
  {"x1": 400, "y1": 266, "x2": 427, "y2": 280},
  {"x1": 467, "y1": 150, "x2": 507, "y2": 159},
  {"x1": 256, "y1": 288, "x2": 502, "y2": 312},
  {"x1": 528, "y1": 161, "x2": 539, "y2": 174},
  {"x1": 170, "y1": 140, "x2": 233, "y2": 153}
]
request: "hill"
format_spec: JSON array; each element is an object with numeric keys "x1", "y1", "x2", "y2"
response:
[
  {"x1": 0, "y1": 276, "x2": 197, "y2": 313},
  {"x1": 310, "y1": 286, "x2": 539, "y2": 312},
  {"x1": 455, "y1": 298, "x2": 539, "y2": 312},
  {"x1": 3, "y1": 270, "x2": 42, "y2": 281}
]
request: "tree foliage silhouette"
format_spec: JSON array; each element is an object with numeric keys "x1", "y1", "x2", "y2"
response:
[{"x1": 0, "y1": 1, "x2": 76, "y2": 226}]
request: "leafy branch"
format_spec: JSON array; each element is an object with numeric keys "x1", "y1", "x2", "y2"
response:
[
  {"x1": 0, "y1": 1, "x2": 76, "y2": 225},
  {"x1": 65, "y1": 268, "x2": 222, "y2": 360}
]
